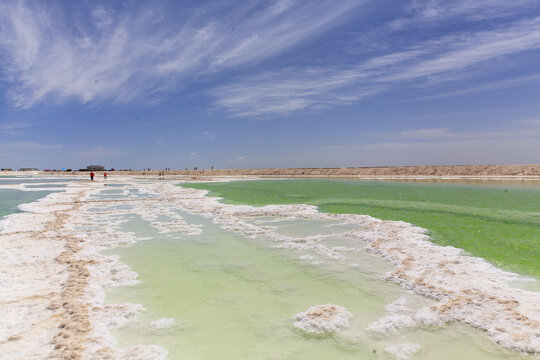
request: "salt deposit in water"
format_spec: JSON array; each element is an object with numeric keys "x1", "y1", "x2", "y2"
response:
[
  {"x1": 151, "y1": 183, "x2": 539, "y2": 354},
  {"x1": 293, "y1": 304, "x2": 352, "y2": 335},
  {"x1": 150, "y1": 318, "x2": 175, "y2": 330},
  {"x1": 385, "y1": 342, "x2": 420, "y2": 359}
]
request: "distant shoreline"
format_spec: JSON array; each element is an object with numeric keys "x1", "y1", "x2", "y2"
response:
[{"x1": 4, "y1": 164, "x2": 540, "y2": 178}]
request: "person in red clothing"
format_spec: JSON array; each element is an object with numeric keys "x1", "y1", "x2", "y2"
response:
[
  {"x1": 90, "y1": 171, "x2": 95, "y2": 181},
  {"x1": 104, "y1": 172, "x2": 107, "y2": 180}
]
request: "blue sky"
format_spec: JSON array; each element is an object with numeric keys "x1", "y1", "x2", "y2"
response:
[{"x1": 1, "y1": 0, "x2": 540, "y2": 169}]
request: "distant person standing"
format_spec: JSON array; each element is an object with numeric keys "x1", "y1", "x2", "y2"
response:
[
  {"x1": 103, "y1": 172, "x2": 107, "y2": 180},
  {"x1": 90, "y1": 171, "x2": 95, "y2": 181}
]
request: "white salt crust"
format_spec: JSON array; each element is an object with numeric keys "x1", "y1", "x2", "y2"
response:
[
  {"x1": 293, "y1": 304, "x2": 352, "y2": 335},
  {"x1": 385, "y1": 297, "x2": 408, "y2": 314},
  {"x1": 0, "y1": 178, "x2": 539, "y2": 358},
  {"x1": 385, "y1": 342, "x2": 420, "y2": 359},
  {"x1": 0, "y1": 182, "x2": 169, "y2": 359},
  {"x1": 0, "y1": 182, "x2": 75, "y2": 192},
  {"x1": 150, "y1": 318, "x2": 175, "y2": 330}
]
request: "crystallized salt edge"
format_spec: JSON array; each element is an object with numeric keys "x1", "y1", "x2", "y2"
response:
[
  {"x1": 1, "y1": 178, "x2": 538, "y2": 357},
  {"x1": 153, "y1": 182, "x2": 539, "y2": 355},
  {"x1": 0, "y1": 181, "x2": 174, "y2": 359},
  {"x1": 293, "y1": 304, "x2": 352, "y2": 335}
]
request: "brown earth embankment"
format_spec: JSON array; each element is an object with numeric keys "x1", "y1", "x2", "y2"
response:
[{"x1": 69, "y1": 164, "x2": 540, "y2": 177}]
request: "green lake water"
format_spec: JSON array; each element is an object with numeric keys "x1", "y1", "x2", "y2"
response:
[
  {"x1": 106, "y1": 211, "x2": 529, "y2": 360},
  {"x1": 3, "y1": 177, "x2": 535, "y2": 359},
  {"x1": 184, "y1": 179, "x2": 540, "y2": 278}
]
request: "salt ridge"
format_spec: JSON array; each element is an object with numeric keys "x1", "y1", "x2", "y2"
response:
[
  {"x1": 293, "y1": 304, "x2": 352, "y2": 335},
  {"x1": 0, "y1": 178, "x2": 539, "y2": 358},
  {"x1": 0, "y1": 182, "x2": 174, "y2": 359},
  {"x1": 153, "y1": 182, "x2": 539, "y2": 355}
]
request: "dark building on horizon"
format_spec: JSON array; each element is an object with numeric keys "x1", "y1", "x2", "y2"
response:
[{"x1": 86, "y1": 165, "x2": 105, "y2": 171}]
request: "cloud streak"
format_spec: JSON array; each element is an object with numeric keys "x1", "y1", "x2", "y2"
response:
[
  {"x1": 0, "y1": 122, "x2": 33, "y2": 135},
  {"x1": 0, "y1": 0, "x2": 361, "y2": 108},
  {"x1": 390, "y1": 0, "x2": 540, "y2": 29},
  {"x1": 2, "y1": 0, "x2": 540, "y2": 125},
  {"x1": 319, "y1": 121, "x2": 540, "y2": 165},
  {"x1": 212, "y1": 15, "x2": 540, "y2": 116},
  {"x1": 0, "y1": 141, "x2": 63, "y2": 150},
  {"x1": 75, "y1": 146, "x2": 127, "y2": 158}
]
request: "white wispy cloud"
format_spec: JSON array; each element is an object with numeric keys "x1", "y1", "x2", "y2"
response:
[
  {"x1": 524, "y1": 118, "x2": 540, "y2": 127},
  {"x1": 76, "y1": 146, "x2": 127, "y2": 158},
  {"x1": 0, "y1": 0, "x2": 361, "y2": 108},
  {"x1": 380, "y1": 17, "x2": 540, "y2": 82},
  {"x1": 326, "y1": 122, "x2": 540, "y2": 149},
  {"x1": 211, "y1": 66, "x2": 388, "y2": 117},
  {"x1": 404, "y1": 72, "x2": 540, "y2": 101},
  {"x1": 212, "y1": 15, "x2": 540, "y2": 116},
  {"x1": 319, "y1": 122, "x2": 540, "y2": 165},
  {"x1": 398, "y1": 128, "x2": 451, "y2": 138},
  {"x1": 3, "y1": 0, "x2": 539, "y2": 123},
  {"x1": 359, "y1": 138, "x2": 540, "y2": 165},
  {"x1": 195, "y1": 131, "x2": 216, "y2": 140},
  {"x1": 0, "y1": 122, "x2": 33, "y2": 135},
  {"x1": 0, "y1": 141, "x2": 63, "y2": 150},
  {"x1": 399, "y1": 126, "x2": 540, "y2": 141},
  {"x1": 388, "y1": 0, "x2": 539, "y2": 30}
]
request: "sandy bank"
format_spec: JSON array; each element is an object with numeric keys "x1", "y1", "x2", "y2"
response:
[
  {"x1": 23, "y1": 164, "x2": 540, "y2": 179},
  {"x1": 3, "y1": 164, "x2": 540, "y2": 179}
]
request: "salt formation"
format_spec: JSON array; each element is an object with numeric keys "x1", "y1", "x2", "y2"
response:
[
  {"x1": 150, "y1": 318, "x2": 175, "y2": 330},
  {"x1": 367, "y1": 296, "x2": 418, "y2": 335},
  {"x1": 385, "y1": 343, "x2": 420, "y2": 359},
  {"x1": 152, "y1": 183, "x2": 540, "y2": 354},
  {"x1": 1, "y1": 177, "x2": 539, "y2": 358},
  {"x1": 0, "y1": 182, "x2": 171, "y2": 359},
  {"x1": 384, "y1": 297, "x2": 408, "y2": 313},
  {"x1": 293, "y1": 304, "x2": 352, "y2": 335}
]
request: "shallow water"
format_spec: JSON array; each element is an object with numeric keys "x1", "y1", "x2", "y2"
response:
[
  {"x1": 0, "y1": 177, "x2": 76, "y2": 221},
  {"x1": 0, "y1": 176, "x2": 78, "y2": 185},
  {"x1": 0, "y1": 189, "x2": 54, "y2": 220},
  {"x1": 185, "y1": 179, "x2": 540, "y2": 277},
  {"x1": 106, "y1": 211, "x2": 531, "y2": 359}
]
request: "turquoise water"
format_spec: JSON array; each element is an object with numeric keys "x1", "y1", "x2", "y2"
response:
[
  {"x1": 0, "y1": 189, "x2": 53, "y2": 220},
  {"x1": 0, "y1": 175, "x2": 71, "y2": 225},
  {"x1": 0, "y1": 176, "x2": 77, "y2": 185},
  {"x1": 184, "y1": 179, "x2": 540, "y2": 277}
]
